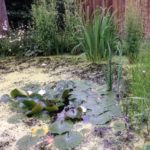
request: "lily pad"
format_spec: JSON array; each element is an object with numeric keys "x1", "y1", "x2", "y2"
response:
[
  {"x1": 10, "y1": 88, "x2": 28, "y2": 98},
  {"x1": 7, "y1": 114, "x2": 25, "y2": 124},
  {"x1": 54, "y1": 132, "x2": 83, "y2": 150},
  {"x1": 23, "y1": 100, "x2": 37, "y2": 110},
  {"x1": 109, "y1": 105, "x2": 122, "y2": 117},
  {"x1": 86, "y1": 104, "x2": 107, "y2": 116},
  {"x1": 50, "y1": 121, "x2": 73, "y2": 135},
  {"x1": 16, "y1": 135, "x2": 40, "y2": 150},
  {"x1": 90, "y1": 112, "x2": 112, "y2": 125},
  {"x1": 111, "y1": 120, "x2": 126, "y2": 132},
  {"x1": 144, "y1": 143, "x2": 150, "y2": 150}
]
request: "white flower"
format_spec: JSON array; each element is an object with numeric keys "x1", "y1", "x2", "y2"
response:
[
  {"x1": 38, "y1": 90, "x2": 46, "y2": 96},
  {"x1": 41, "y1": 63, "x2": 47, "y2": 67},
  {"x1": 27, "y1": 90, "x2": 33, "y2": 95},
  {"x1": 142, "y1": 70, "x2": 146, "y2": 74},
  {"x1": 79, "y1": 106, "x2": 87, "y2": 113}
]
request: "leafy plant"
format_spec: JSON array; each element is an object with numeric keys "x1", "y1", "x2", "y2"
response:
[
  {"x1": 125, "y1": 3, "x2": 143, "y2": 61},
  {"x1": 31, "y1": 0, "x2": 81, "y2": 55},
  {"x1": 77, "y1": 8, "x2": 118, "y2": 62},
  {"x1": 122, "y1": 50, "x2": 150, "y2": 133}
]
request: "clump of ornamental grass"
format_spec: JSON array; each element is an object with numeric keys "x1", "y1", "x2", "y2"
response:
[{"x1": 77, "y1": 8, "x2": 118, "y2": 63}]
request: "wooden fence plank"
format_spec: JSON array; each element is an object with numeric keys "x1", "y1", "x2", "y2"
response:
[{"x1": 80, "y1": 0, "x2": 150, "y2": 38}]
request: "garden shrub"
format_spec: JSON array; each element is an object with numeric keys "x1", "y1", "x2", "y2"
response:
[
  {"x1": 0, "y1": 0, "x2": 81, "y2": 57},
  {"x1": 125, "y1": 4, "x2": 143, "y2": 61},
  {"x1": 31, "y1": 0, "x2": 80, "y2": 55},
  {"x1": 0, "y1": 28, "x2": 29, "y2": 56}
]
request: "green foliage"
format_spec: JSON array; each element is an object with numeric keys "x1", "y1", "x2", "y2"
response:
[
  {"x1": 31, "y1": 0, "x2": 80, "y2": 55},
  {"x1": 11, "y1": 88, "x2": 28, "y2": 98},
  {"x1": 6, "y1": 80, "x2": 122, "y2": 124},
  {"x1": 31, "y1": 0, "x2": 57, "y2": 55},
  {"x1": 77, "y1": 8, "x2": 118, "y2": 62},
  {"x1": 0, "y1": 28, "x2": 34, "y2": 57},
  {"x1": 54, "y1": 131, "x2": 83, "y2": 150},
  {"x1": 0, "y1": 0, "x2": 80, "y2": 56},
  {"x1": 125, "y1": 4, "x2": 143, "y2": 61},
  {"x1": 122, "y1": 50, "x2": 150, "y2": 132}
]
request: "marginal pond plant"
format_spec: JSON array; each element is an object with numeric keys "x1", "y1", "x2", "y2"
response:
[{"x1": 78, "y1": 8, "x2": 118, "y2": 62}]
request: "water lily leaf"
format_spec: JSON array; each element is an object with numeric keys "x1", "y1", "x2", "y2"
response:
[
  {"x1": 26, "y1": 103, "x2": 43, "y2": 117},
  {"x1": 111, "y1": 120, "x2": 126, "y2": 132},
  {"x1": 29, "y1": 93, "x2": 43, "y2": 100},
  {"x1": 54, "y1": 132, "x2": 83, "y2": 150},
  {"x1": 144, "y1": 143, "x2": 150, "y2": 150},
  {"x1": 16, "y1": 135, "x2": 40, "y2": 150},
  {"x1": 109, "y1": 105, "x2": 122, "y2": 117},
  {"x1": 45, "y1": 105, "x2": 59, "y2": 112},
  {"x1": 104, "y1": 92, "x2": 117, "y2": 106},
  {"x1": 7, "y1": 114, "x2": 25, "y2": 124},
  {"x1": 10, "y1": 88, "x2": 28, "y2": 98},
  {"x1": 90, "y1": 112, "x2": 112, "y2": 125},
  {"x1": 65, "y1": 108, "x2": 80, "y2": 119},
  {"x1": 50, "y1": 121, "x2": 73, "y2": 135},
  {"x1": 23, "y1": 100, "x2": 37, "y2": 110},
  {"x1": 86, "y1": 104, "x2": 107, "y2": 116}
]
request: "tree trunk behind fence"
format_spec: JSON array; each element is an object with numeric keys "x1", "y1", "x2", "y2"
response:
[{"x1": 0, "y1": 0, "x2": 9, "y2": 35}]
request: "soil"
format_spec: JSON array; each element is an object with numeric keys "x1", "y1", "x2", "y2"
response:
[{"x1": 0, "y1": 56, "x2": 144, "y2": 150}]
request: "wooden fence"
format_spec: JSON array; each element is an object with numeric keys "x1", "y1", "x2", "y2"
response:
[{"x1": 78, "y1": 0, "x2": 150, "y2": 38}]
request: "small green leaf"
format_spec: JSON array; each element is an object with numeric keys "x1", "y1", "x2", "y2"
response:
[
  {"x1": 45, "y1": 105, "x2": 59, "y2": 112},
  {"x1": 11, "y1": 88, "x2": 28, "y2": 98},
  {"x1": 23, "y1": 100, "x2": 37, "y2": 110},
  {"x1": 26, "y1": 103, "x2": 43, "y2": 117},
  {"x1": 62, "y1": 89, "x2": 70, "y2": 100}
]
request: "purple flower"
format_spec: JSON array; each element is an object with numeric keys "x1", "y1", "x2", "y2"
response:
[
  {"x1": 82, "y1": 115, "x2": 90, "y2": 124},
  {"x1": 103, "y1": 139, "x2": 113, "y2": 148}
]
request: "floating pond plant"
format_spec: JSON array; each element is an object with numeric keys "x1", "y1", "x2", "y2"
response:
[{"x1": 1, "y1": 80, "x2": 123, "y2": 149}]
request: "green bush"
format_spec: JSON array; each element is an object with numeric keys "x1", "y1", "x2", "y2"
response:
[
  {"x1": 0, "y1": 0, "x2": 81, "y2": 57},
  {"x1": 125, "y1": 4, "x2": 143, "y2": 61},
  {"x1": 0, "y1": 28, "x2": 29, "y2": 57},
  {"x1": 76, "y1": 8, "x2": 118, "y2": 62},
  {"x1": 31, "y1": 0, "x2": 80, "y2": 55}
]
